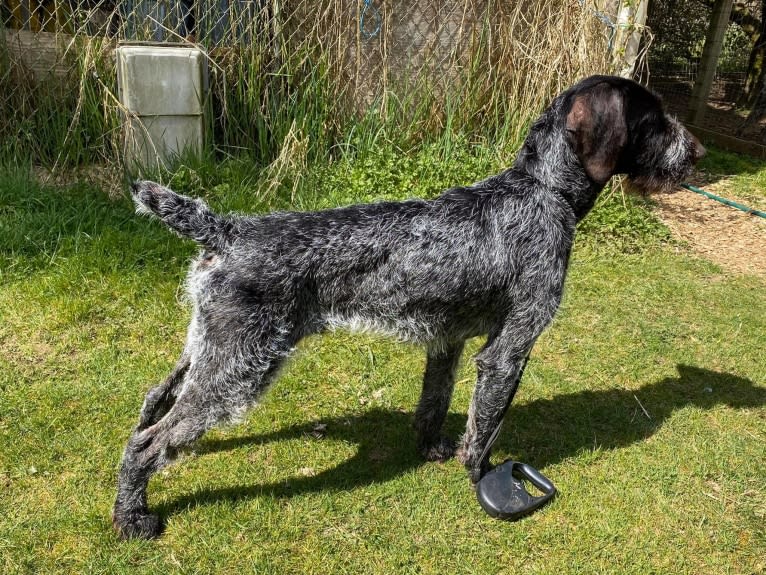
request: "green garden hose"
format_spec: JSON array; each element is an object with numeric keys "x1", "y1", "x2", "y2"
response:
[{"x1": 680, "y1": 183, "x2": 766, "y2": 219}]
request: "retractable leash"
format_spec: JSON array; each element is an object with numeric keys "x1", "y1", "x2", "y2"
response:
[
  {"x1": 474, "y1": 357, "x2": 557, "y2": 520},
  {"x1": 476, "y1": 455, "x2": 557, "y2": 520}
]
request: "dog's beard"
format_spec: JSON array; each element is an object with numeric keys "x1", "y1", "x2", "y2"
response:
[
  {"x1": 625, "y1": 116, "x2": 700, "y2": 197},
  {"x1": 624, "y1": 173, "x2": 685, "y2": 196},
  {"x1": 626, "y1": 152, "x2": 696, "y2": 195}
]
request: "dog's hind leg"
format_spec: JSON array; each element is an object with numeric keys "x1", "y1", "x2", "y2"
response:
[
  {"x1": 414, "y1": 341, "x2": 464, "y2": 461},
  {"x1": 137, "y1": 354, "x2": 190, "y2": 431},
  {"x1": 113, "y1": 331, "x2": 293, "y2": 539},
  {"x1": 113, "y1": 386, "x2": 215, "y2": 539}
]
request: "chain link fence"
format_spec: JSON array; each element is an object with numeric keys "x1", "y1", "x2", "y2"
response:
[
  {"x1": 647, "y1": 62, "x2": 751, "y2": 134},
  {"x1": 1, "y1": 0, "x2": 614, "y2": 168},
  {"x1": 645, "y1": 0, "x2": 763, "y2": 149}
]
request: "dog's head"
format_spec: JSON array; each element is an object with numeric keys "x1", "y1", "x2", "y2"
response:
[{"x1": 563, "y1": 75, "x2": 705, "y2": 193}]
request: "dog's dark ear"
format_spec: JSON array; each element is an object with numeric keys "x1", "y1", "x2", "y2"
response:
[{"x1": 565, "y1": 82, "x2": 627, "y2": 185}]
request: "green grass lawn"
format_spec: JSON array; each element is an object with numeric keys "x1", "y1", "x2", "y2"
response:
[
  {"x1": 1, "y1": 146, "x2": 764, "y2": 574},
  {"x1": 695, "y1": 146, "x2": 766, "y2": 210}
]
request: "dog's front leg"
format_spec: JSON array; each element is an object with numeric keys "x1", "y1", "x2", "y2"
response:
[
  {"x1": 458, "y1": 351, "x2": 529, "y2": 483},
  {"x1": 457, "y1": 267, "x2": 564, "y2": 483}
]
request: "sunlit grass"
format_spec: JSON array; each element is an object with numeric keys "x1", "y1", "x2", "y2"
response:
[{"x1": 0, "y1": 146, "x2": 764, "y2": 574}]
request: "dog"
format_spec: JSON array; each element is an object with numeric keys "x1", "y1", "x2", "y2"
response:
[{"x1": 113, "y1": 75, "x2": 704, "y2": 539}]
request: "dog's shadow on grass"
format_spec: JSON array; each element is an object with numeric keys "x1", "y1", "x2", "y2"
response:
[{"x1": 156, "y1": 364, "x2": 765, "y2": 520}]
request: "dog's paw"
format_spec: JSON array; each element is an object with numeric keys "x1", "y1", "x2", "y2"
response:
[
  {"x1": 113, "y1": 510, "x2": 164, "y2": 540},
  {"x1": 456, "y1": 445, "x2": 491, "y2": 484},
  {"x1": 419, "y1": 436, "x2": 456, "y2": 462},
  {"x1": 466, "y1": 463, "x2": 491, "y2": 485},
  {"x1": 455, "y1": 444, "x2": 470, "y2": 466}
]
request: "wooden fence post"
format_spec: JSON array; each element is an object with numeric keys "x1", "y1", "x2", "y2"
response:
[{"x1": 686, "y1": 0, "x2": 734, "y2": 126}]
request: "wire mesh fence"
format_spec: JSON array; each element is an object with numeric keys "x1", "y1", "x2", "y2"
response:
[
  {"x1": 647, "y1": 62, "x2": 756, "y2": 142},
  {"x1": 644, "y1": 0, "x2": 762, "y2": 147},
  {"x1": 0, "y1": 0, "x2": 614, "y2": 168}
]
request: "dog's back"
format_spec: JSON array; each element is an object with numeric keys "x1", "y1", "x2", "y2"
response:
[{"x1": 132, "y1": 175, "x2": 574, "y2": 344}]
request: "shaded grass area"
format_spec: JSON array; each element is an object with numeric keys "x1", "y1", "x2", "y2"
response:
[{"x1": 1, "y1": 149, "x2": 764, "y2": 574}]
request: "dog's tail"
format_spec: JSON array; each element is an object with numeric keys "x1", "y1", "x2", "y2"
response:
[{"x1": 131, "y1": 180, "x2": 231, "y2": 252}]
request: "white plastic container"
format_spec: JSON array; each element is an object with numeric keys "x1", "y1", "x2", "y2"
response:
[{"x1": 117, "y1": 44, "x2": 208, "y2": 169}]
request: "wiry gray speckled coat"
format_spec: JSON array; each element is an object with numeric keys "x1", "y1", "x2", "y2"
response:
[{"x1": 114, "y1": 75, "x2": 703, "y2": 539}]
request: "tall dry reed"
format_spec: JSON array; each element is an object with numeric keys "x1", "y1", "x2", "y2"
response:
[{"x1": 0, "y1": 0, "x2": 612, "y2": 168}]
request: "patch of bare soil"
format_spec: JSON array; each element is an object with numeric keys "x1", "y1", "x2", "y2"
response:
[{"x1": 652, "y1": 186, "x2": 766, "y2": 278}]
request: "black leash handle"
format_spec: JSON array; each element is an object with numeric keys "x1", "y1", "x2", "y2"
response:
[{"x1": 476, "y1": 461, "x2": 557, "y2": 520}]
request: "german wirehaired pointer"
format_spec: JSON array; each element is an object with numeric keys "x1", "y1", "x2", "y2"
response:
[{"x1": 114, "y1": 75, "x2": 704, "y2": 538}]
